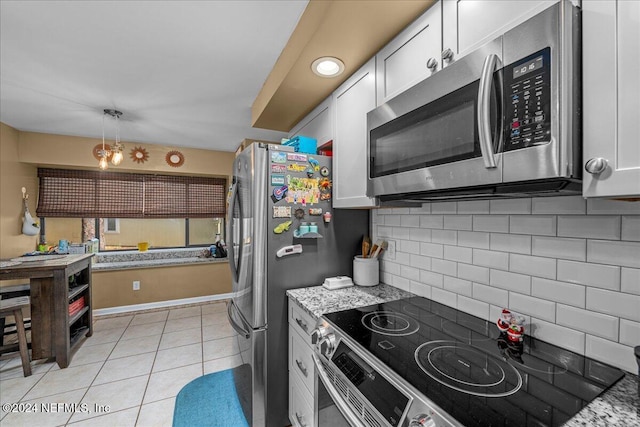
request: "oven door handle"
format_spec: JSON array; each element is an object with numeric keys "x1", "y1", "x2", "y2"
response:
[
  {"x1": 312, "y1": 353, "x2": 367, "y2": 427},
  {"x1": 477, "y1": 53, "x2": 499, "y2": 169}
]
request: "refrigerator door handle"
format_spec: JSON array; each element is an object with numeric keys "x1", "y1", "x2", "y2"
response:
[
  {"x1": 226, "y1": 180, "x2": 243, "y2": 283},
  {"x1": 227, "y1": 299, "x2": 251, "y2": 339}
]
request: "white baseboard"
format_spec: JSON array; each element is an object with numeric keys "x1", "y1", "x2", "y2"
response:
[{"x1": 93, "y1": 293, "x2": 233, "y2": 317}]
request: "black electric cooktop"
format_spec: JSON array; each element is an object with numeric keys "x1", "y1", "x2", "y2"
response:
[{"x1": 323, "y1": 297, "x2": 625, "y2": 427}]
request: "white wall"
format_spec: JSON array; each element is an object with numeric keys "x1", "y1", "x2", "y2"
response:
[{"x1": 373, "y1": 196, "x2": 640, "y2": 374}]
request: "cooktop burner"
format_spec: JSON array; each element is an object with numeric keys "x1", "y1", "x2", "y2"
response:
[
  {"x1": 322, "y1": 296, "x2": 625, "y2": 427},
  {"x1": 415, "y1": 340, "x2": 522, "y2": 397},
  {"x1": 361, "y1": 311, "x2": 419, "y2": 336}
]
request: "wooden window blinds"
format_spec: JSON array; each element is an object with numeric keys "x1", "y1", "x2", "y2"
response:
[{"x1": 36, "y1": 168, "x2": 227, "y2": 218}]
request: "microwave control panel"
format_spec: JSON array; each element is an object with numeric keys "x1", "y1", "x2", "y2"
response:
[{"x1": 504, "y1": 48, "x2": 551, "y2": 152}]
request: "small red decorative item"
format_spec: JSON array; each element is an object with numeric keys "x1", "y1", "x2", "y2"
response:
[{"x1": 497, "y1": 308, "x2": 525, "y2": 342}]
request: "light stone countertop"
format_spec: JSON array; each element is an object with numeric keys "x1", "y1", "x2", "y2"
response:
[{"x1": 287, "y1": 284, "x2": 639, "y2": 427}]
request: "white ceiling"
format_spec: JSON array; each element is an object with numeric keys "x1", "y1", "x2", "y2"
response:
[{"x1": 0, "y1": 0, "x2": 308, "y2": 152}]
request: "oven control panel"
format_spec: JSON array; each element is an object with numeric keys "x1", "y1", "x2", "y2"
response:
[{"x1": 503, "y1": 48, "x2": 551, "y2": 152}]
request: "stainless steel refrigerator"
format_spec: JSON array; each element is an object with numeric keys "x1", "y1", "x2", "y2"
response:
[{"x1": 225, "y1": 143, "x2": 368, "y2": 426}]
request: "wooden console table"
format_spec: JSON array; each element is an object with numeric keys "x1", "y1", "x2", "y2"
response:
[{"x1": 0, "y1": 253, "x2": 93, "y2": 368}]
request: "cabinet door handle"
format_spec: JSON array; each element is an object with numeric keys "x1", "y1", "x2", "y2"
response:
[
  {"x1": 426, "y1": 57, "x2": 438, "y2": 70},
  {"x1": 585, "y1": 157, "x2": 608, "y2": 174},
  {"x1": 442, "y1": 47, "x2": 455, "y2": 62},
  {"x1": 295, "y1": 359, "x2": 308, "y2": 377},
  {"x1": 295, "y1": 317, "x2": 308, "y2": 333},
  {"x1": 295, "y1": 412, "x2": 308, "y2": 427}
]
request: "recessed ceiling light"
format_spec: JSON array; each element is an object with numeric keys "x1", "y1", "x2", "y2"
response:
[{"x1": 311, "y1": 57, "x2": 345, "y2": 77}]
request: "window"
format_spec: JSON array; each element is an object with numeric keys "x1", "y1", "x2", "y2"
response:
[{"x1": 36, "y1": 168, "x2": 227, "y2": 251}]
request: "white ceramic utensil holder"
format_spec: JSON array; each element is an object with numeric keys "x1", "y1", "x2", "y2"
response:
[{"x1": 353, "y1": 255, "x2": 379, "y2": 287}]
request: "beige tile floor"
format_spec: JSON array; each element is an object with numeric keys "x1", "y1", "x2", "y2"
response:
[{"x1": 0, "y1": 301, "x2": 243, "y2": 427}]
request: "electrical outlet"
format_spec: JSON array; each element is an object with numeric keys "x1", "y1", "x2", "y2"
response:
[
  {"x1": 133, "y1": 280, "x2": 140, "y2": 291},
  {"x1": 385, "y1": 240, "x2": 396, "y2": 260}
]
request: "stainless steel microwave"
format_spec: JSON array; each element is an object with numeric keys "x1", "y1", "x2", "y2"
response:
[{"x1": 367, "y1": 0, "x2": 581, "y2": 203}]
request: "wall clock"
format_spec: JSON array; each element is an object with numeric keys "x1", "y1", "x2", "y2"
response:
[
  {"x1": 166, "y1": 150, "x2": 185, "y2": 167},
  {"x1": 130, "y1": 146, "x2": 149, "y2": 164}
]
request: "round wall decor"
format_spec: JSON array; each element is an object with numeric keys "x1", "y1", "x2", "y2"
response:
[
  {"x1": 130, "y1": 146, "x2": 149, "y2": 164},
  {"x1": 166, "y1": 150, "x2": 185, "y2": 167},
  {"x1": 93, "y1": 143, "x2": 112, "y2": 161}
]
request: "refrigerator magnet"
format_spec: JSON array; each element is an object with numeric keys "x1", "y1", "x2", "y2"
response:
[
  {"x1": 309, "y1": 208, "x2": 322, "y2": 216},
  {"x1": 308, "y1": 157, "x2": 320, "y2": 171},
  {"x1": 271, "y1": 152, "x2": 287, "y2": 163},
  {"x1": 271, "y1": 185, "x2": 288, "y2": 203},
  {"x1": 271, "y1": 164, "x2": 286, "y2": 173},
  {"x1": 320, "y1": 166, "x2": 330, "y2": 177},
  {"x1": 273, "y1": 206, "x2": 291, "y2": 218},
  {"x1": 306, "y1": 167, "x2": 314, "y2": 178},
  {"x1": 271, "y1": 174, "x2": 285, "y2": 186},
  {"x1": 287, "y1": 153, "x2": 307, "y2": 162},
  {"x1": 287, "y1": 163, "x2": 307, "y2": 172}
]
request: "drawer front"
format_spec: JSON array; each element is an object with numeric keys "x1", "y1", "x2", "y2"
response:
[
  {"x1": 289, "y1": 326, "x2": 315, "y2": 395},
  {"x1": 289, "y1": 367, "x2": 316, "y2": 427},
  {"x1": 289, "y1": 299, "x2": 315, "y2": 342}
]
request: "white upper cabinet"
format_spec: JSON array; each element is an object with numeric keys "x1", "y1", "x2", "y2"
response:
[
  {"x1": 375, "y1": 1, "x2": 442, "y2": 106},
  {"x1": 288, "y1": 97, "x2": 333, "y2": 147},
  {"x1": 333, "y1": 58, "x2": 377, "y2": 208},
  {"x1": 582, "y1": 0, "x2": 640, "y2": 198},
  {"x1": 442, "y1": 0, "x2": 559, "y2": 63}
]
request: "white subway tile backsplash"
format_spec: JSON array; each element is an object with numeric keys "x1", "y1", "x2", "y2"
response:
[
  {"x1": 399, "y1": 240, "x2": 420, "y2": 255},
  {"x1": 509, "y1": 253, "x2": 556, "y2": 279},
  {"x1": 444, "y1": 215, "x2": 472, "y2": 230},
  {"x1": 381, "y1": 260, "x2": 400, "y2": 276},
  {"x1": 410, "y1": 281, "x2": 432, "y2": 298},
  {"x1": 420, "y1": 242, "x2": 444, "y2": 259},
  {"x1": 411, "y1": 205, "x2": 431, "y2": 214},
  {"x1": 385, "y1": 215, "x2": 401, "y2": 226},
  {"x1": 457, "y1": 296, "x2": 490, "y2": 320},
  {"x1": 556, "y1": 304, "x2": 619, "y2": 340},
  {"x1": 532, "y1": 236, "x2": 586, "y2": 262},
  {"x1": 401, "y1": 215, "x2": 420, "y2": 227},
  {"x1": 473, "y1": 282, "x2": 509, "y2": 307},
  {"x1": 621, "y1": 268, "x2": 640, "y2": 295},
  {"x1": 420, "y1": 215, "x2": 444, "y2": 229},
  {"x1": 557, "y1": 215, "x2": 621, "y2": 240},
  {"x1": 621, "y1": 216, "x2": 640, "y2": 241},
  {"x1": 585, "y1": 335, "x2": 637, "y2": 373},
  {"x1": 393, "y1": 227, "x2": 413, "y2": 241},
  {"x1": 509, "y1": 293, "x2": 556, "y2": 322},
  {"x1": 587, "y1": 198, "x2": 640, "y2": 215},
  {"x1": 490, "y1": 269, "x2": 531, "y2": 294},
  {"x1": 458, "y1": 263, "x2": 490, "y2": 285},
  {"x1": 587, "y1": 240, "x2": 640, "y2": 269},
  {"x1": 530, "y1": 318, "x2": 585, "y2": 354},
  {"x1": 473, "y1": 215, "x2": 509, "y2": 233},
  {"x1": 431, "y1": 202, "x2": 457, "y2": 214},
  {"x1": 490, "y1": 198, "x2": 531, "y2": 214},
  {"x1": 392, "y1": 276, "x2": 411, "y2": 292},
  {"x1": 432, "y1": 229, "x2": 457, "y2": 245},
  {"x1": 458, "y1": 231, "x2": 490, "y2": 249},
  {"x1": 400, "y1": 265, "x2": 421, "y2": 282},
  {"x1": 531, "y1": 278, "x2": 586, "y2": 308},
  {"x1": 490, "y1": 233, "x2": 532, "y2": 255},
  {"x1": 420, "y1": 270, "x2": 444, "y2": 288},
  {"x1": 431, "y1": 287, "x2": 457, "y2": 308},
  {"x1": 431, "y1": 258, "x2": 457, "y2": 277},
  {"x1": 444, "y1": 245, "x2": 472, "y2": 264},
  {"x1": 473, "y1": 249, "x2": 509, "y2": 270},
  {"x1": 444, "y1": 276, "x2": 472, "y2": 297},
  {"x1": 620, "y1": 319, "x2": 640, "y2": 347},
  {"x1": 557, "y1": 260, "x2": 620, "y2": 290},
  {"x1": 410, "y1": 254, "x2": 431, "y2": 270},
  {"x1": 531, "y1": 196, "x2": 586, "y2": 215},
  {"x1": 510, "y1": 215, "x2": 557, "y2": 236},
  {"x1": 409, "y1": 228, "x2": 432, "y2": 242},
  {"x1": 457, "y1": 200, "x2": 490, "y2": 214},
  {"x1": 587, "y1": 288, "x2": 640, "y2": 322},
  {"x1": 376, "y1": 226, "x2": 393, "y2": 238}
]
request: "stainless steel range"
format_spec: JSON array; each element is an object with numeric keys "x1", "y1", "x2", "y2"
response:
[{"x1": 311, "y1": 297, "x2": 625, "y2": 427}]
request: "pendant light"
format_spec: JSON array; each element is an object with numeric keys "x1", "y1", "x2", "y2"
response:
[{"x1": 98, "y1": 109, "x2": 124, "y2": 170}]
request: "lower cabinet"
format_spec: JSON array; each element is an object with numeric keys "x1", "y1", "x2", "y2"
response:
[{"x1": 288, "y1": 298, "x2": 317, "y2": 427}]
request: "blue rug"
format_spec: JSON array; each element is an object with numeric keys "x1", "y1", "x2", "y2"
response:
[{"x1": 173, "y1": 369, "x2": 249, "y2": 427}]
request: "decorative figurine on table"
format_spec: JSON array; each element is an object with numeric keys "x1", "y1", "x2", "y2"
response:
[{"x1": 496, "y1": 308, "x2": 525, "y2": 343}]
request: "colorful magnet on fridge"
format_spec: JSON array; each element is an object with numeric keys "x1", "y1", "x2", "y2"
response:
[
  {"x1": 294, "y1": 208, "x2": 305, "y2": 219},
  {"x1": 271, "y1": 164, "x2": 286, "y2": 173},
  {"x1": 320, "y1": 192, "x2": 331, "y2": 201},
  {"x1": 306, "y1": 168, "x2": 314, "y2": 178},
  {"x1": 308, "y1": 157, "x2": 320, "y2": 171},
  {"x1": 320, "y1": 166, "x2": 330, "y2": 177},
  {"x1": 271, "y1": 185, "x2": 288, "y2": 203},
  {"x1": 319, "y1": 177, "x2": 332, "y2": 191},
  {"x1": 273, "y1": 220, "x2": 292, "y2": 234},
  {"x1": 271, "y1": 152, "x2": 287, "y2": 163},
  {"x1": 273, "y1": 206, "x2": 291, "y2": 218},
  {"x1": 287, "y1": 153, "x2": 308, "y2": 162},
  {"x1": 271, "y1": 174, "x2": 285, "y2": 186},
  {"x1": 309, "y1": 208, "x2": 322, "y2": 216},
  {"x1": 287, "y1": 163, "x2": 307, "y2": 172}
]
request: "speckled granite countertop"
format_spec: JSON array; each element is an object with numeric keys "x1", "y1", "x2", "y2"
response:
[
  {"x1": 287, "y1": 284, "x2": 639, "y2": 426},
  {"x1": 92, "y1": 248, "x2": 228, "y2": 271},
  {"x1": 286, "y1": 283, "x2": 414, "y2": 320}
]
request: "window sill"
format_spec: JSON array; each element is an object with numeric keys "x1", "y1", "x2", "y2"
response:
[{"x1": 92, "y1": 248, "x2": 228, "y2": 271}]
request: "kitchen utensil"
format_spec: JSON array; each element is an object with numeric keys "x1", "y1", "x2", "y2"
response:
[
  {"x1": 362, "y1": 236, "x2": 371, "y2": 258},
  {"x1": 372, "y1": 240, "x2": 387, "y2": 258}
]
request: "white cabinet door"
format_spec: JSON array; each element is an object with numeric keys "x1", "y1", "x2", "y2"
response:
[
  {"x1": 375, "y1": 1, "x2": 442, "y2": 105},
  {"x1": 288, "y1": 97, "x2": 333, "y2": 148},
  {"x1": 333, "y1": 58, "x2": 377, "y2": 208},
  {"x1": 583, "y1": 0, "x2": 640, "y2": 198},
  {"x1": 442, "y1": 0, "x2": 558, "y2": 62}
]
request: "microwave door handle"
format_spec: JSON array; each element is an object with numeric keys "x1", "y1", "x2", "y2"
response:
[
  {"x1": 312, "y1": 354, "x2": 367, "y2": 427},
  {"x1": 477, "y1": 53, "x2": 499, "y2": 169}
]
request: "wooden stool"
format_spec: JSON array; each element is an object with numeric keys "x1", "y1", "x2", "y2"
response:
[{"x1": 0, "y1": 296, "x2": 32, "y2": 377}]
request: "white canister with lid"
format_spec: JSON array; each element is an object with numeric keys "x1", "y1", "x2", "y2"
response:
[{"x1": 353, "y1": 255, "x2": 379, "y2": 287}]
